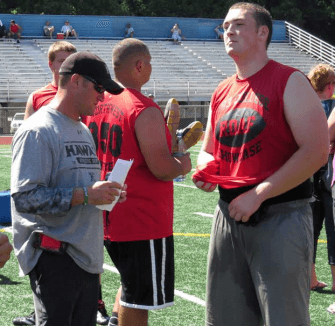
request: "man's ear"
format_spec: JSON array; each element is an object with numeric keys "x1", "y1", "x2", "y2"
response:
[
  {"x1": 135, "y1": 59, "x2": 142, "y2": 72},
  {"x1": 258, "y1": 25, "x2": 269, "y2": 42},
  {"x1": 71, "y1": 73, "x2": 81, "y2": 87}
]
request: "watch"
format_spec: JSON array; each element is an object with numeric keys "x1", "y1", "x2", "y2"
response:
[{"x1": 83, "y1": 187, "x2": 88, "y2": 205}]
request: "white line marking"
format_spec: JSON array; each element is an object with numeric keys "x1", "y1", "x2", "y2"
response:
[
  {"x1": 0, "y1": 155, "x2": 11, "y2": 158},
  {"x1": 103, "y1": 263, "x2": 205, "y2": 307},
  {"x1": 0, "y1": 228, "x2": 206, "y2": 307},
  {"x1": 174, "y1": 183, "x2": 219, "y2": 192},
  {"x1": 174, "y1": 290, "x2": 205, "y2": 306},
  {"x1": 103, "y1": 263, "x2": 119, "y2": 274},
  {"x1": 194, "y1": 212, "x2": 214, "y2": 218}
]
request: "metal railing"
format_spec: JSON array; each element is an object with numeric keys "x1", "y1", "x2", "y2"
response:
[
  {"x1": 285, "y1": 21, "x2": 335, "y2": 66},
  {"x1": 0, "y1": 105, "x2": 210, "y2": 135},
  {"x1": 0, "y1": 79, "x2": 50, "y2": 102}
]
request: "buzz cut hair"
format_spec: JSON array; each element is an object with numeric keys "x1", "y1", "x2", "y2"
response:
[
  {"x1": 308, "y1": 63, "x2": 335, "y2": 93},
  {"x1": 112, "y1": 38, "x2": 150, "y2": 69},
  {"x1": 229, "y1": 2, "x2": 273, "y2": 49},
  {"x1": 48, "y1": 41, "x2": 77, "y2": 62}
]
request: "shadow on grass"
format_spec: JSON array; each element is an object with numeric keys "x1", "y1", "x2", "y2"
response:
[{"x1": 0, "y1": 274, "x2": 21, "y2": 285}]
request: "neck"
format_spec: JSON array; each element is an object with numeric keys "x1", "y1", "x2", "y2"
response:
[
  {"x1": 115, "y1": 76, "x2": 142, "y2": 92},
  {"x1": 233, "y1": 52, "x2": 269, "y2": 79},
  {"x1": 52, "y1": 91, "x2": 80, "y2": 121},
  {"x1": 51, "y1": 74, "x2": 59, "y2": 88}
]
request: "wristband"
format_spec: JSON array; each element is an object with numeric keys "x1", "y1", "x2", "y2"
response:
[{"x1": 83, "y1": 187, "x2": 88, "y2": 205}]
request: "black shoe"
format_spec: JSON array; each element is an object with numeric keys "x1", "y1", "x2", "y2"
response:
[
  {"x1": 17, "y1": 40, "x2": 20, "y2": 43},
  {"x1": 108, "y1": 314, "x2": 118, "y2": 326},
  {"x1": 97, "y1": 301, "x2": 110, "y2": 325},
  {"x1": 12, "y1": 311, "x2": 35, "y2": 325}
]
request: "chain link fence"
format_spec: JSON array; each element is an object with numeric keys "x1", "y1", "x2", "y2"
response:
[{"x1": 0, "y1": 104, "x2": 210, "y2": 135}]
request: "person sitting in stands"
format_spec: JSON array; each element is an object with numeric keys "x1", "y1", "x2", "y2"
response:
[
  {"x1": 43, "y1": 21, "x2": 55, "y2": 39},
  {"x1": 215, "y1": 24, "x2": 224, "y2": 40},
  {"x1": 124, "y1": 23, "x2": 134, "y2": 38},
  {"x1": 171, "y1": 23, "x2": 183, "y2": 44},
  {"x1": 8, "y1": 20, "x2": 22, "y2": 43},
  {"x1": 0, "y1": 20, "x2": 7, "y2": 38},
  {"x1": 61, "y1": 20, "x2": 77, "y2": 39}
]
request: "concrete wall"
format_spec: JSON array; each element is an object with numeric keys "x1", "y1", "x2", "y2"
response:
[{"x1": 0, "y1": 14, "x2": 286, "y2": 41}]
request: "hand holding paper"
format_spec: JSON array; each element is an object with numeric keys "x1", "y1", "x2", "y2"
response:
[{"x1": 97, "y1": 159, "x2": 133, "y2": 211}]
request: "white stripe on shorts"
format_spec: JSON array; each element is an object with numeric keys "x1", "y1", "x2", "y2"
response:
[
  {"x1": 150, "y1": 240, "x2": 158, "y2": 306},
  {"x1": 161, "y1": 238, "x2": 166, "y2": 304}
]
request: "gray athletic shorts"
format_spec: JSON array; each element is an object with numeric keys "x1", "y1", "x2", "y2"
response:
[{"x1": 206, "y1": 198, "x2": 313, "y2": 326}]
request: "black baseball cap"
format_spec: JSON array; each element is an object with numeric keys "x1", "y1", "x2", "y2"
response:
[{"x1": 59, "y1": 51, "x2": 123, "y2": 95}]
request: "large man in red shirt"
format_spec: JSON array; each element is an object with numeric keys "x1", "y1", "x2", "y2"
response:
[
  {"x1": 193, "y1": 2, "x2": 329, "y2": 326},
  {"x1": 85, "y1": 38, "x2": 192, "y2": 326}
]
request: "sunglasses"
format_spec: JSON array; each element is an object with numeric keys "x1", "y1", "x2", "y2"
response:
[{"x1": 82, "y1": 75, "x2": 105, "y2": 94}]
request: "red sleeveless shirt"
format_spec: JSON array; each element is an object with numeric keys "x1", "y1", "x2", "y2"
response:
[
  {"x1": 195, "y1": 60, "x2": 300, "y2": 189},
  {"x1": 32, "y1": 83, "x2": 58, "y2": 111},
  {"x1": 85, "y1": 89, "x2": 174, "y2": 242}
]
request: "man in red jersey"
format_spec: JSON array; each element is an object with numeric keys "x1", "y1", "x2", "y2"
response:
[
  {"x1": 85, "y1": 38, "x2": 192, "y2": 326},
  {"x1": 24, "y1": 41, "x2": 77, "y2": 120},
  {"x1": 192, "y1": 3, "x2": 329, "y2": 326}
]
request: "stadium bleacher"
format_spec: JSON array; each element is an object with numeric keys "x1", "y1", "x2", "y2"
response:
[
  {"x1": 0, "y1": 14, "x2": 331, "y2": 135},
  {"x1": 0, "y1": 39, "x2": 319, "y2": 103}
]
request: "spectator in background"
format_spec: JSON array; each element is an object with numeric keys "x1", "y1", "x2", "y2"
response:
[
  {"x1": 43, "y1": 21, "x2": 55, "y2": 39},
  {"x1": 148, "y1": 93, "x2": 155, "y2": 102},
  {"x1": 61, "y1": 20, "x2": 77, "y2": 39},
  {"x1": 325, "y1": 66, "x2": 335, "y2": 315},
  {"x1": 8, "y1": 20, "x2": 22, "y2": 43},
  {"x1": 0, "y1": 233, "x2": 12, "y2": 268},
  {"x1": 308, "y1": 63, "x2": 335, "y2": 292},
  {"x1": 0, "y1": 20, "x2": 7, "y2": 38},
  {"x1": 215, "y1": 24, "x2": 224, "y2": 40},
  {"x1": 171, "y1": 23, "x2": 183, "y2": 44},
  {"x1": 124, "y1": 23, "x2": 134, "y2": 38}
]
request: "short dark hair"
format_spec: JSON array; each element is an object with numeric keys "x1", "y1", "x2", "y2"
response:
[
  {"x1": 230, "y1": 2, "x2": 272, "y2": 49},
  {"x1": 10, "y1": 20, "x2": 15, "y2": 24},
  {"x1": 113, "y1": 38, "x2": 150, "y2": 70},
  {"x1": 59, "y1": 74, "x2": 72, "y2": 87}
]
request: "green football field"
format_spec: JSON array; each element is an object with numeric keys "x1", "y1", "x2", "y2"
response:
[{"x1": 0, "y1": 143, "x2": 335, "y2": 325}]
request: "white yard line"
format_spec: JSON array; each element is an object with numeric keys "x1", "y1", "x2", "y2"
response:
[
  {"x1": 103, "y1": 263, "x2": 205, "y2": 307},
  {"x1": 194, "y1": 212, "x2": 214, "y2": 218},
  {"x1": 174, "y1": 183, "x2": 219, "y2": 193},
  {"x1": 0, "y1": 227, "x2": 206, "y2": 307}
]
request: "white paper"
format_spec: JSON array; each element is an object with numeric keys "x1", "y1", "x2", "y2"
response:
[{"x1": 96, "y1": 159, "x2": 133, "y2": 211}]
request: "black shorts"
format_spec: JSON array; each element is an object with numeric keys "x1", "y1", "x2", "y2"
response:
[{"x1": 105, "y1": 236, "x2": 174, "y2": 310}]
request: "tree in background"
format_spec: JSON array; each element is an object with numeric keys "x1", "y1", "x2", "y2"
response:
[{"x1": 1, "y1": 0, "x2": 335, "y2": 44}]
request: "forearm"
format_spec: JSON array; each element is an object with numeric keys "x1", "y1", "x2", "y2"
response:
[
  {"x1": 253, "y1": 145, "x2": 328, "y2": 203},
  {"x1": 12, "y1": 186, "x2": 75, "y2": 215},
  {"x1": 151, "y1": 154, "x2": 189, "y2": 181}
]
